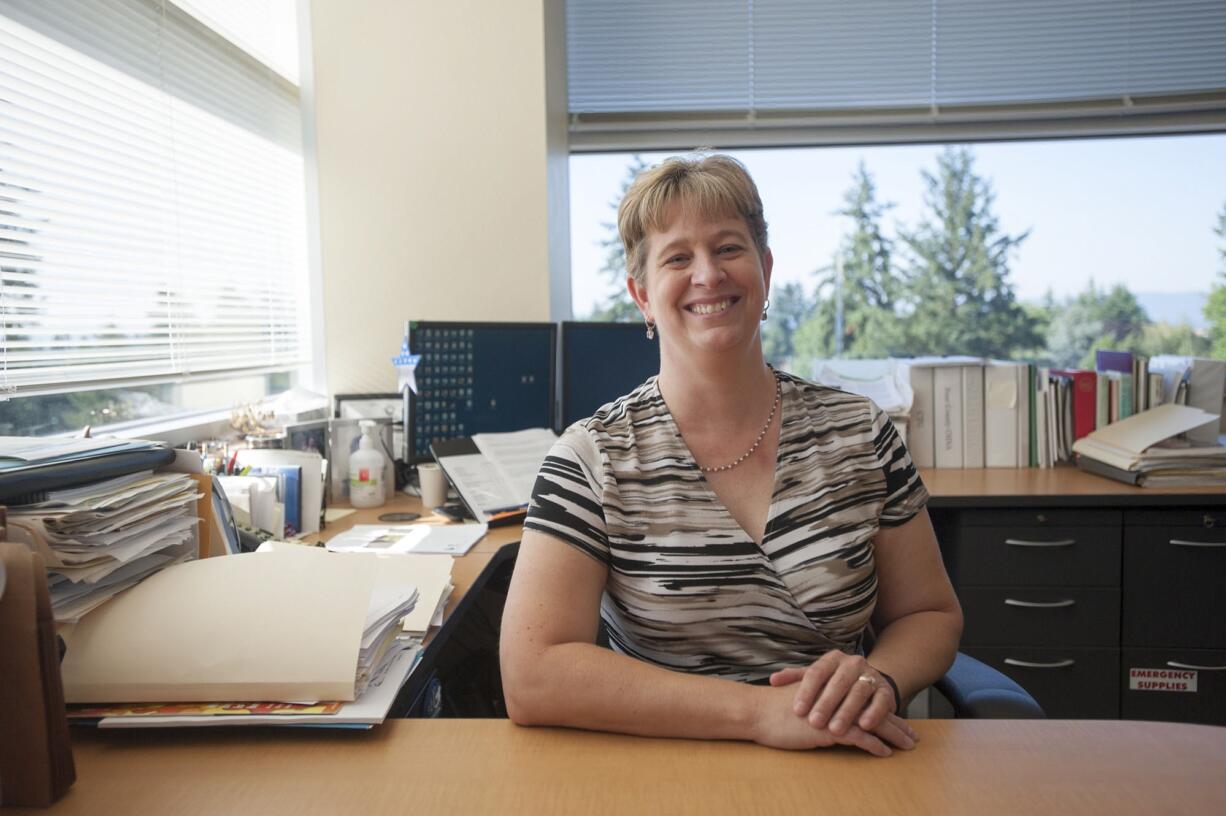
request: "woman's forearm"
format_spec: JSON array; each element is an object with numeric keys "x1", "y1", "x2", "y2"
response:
[
  {"x1": 504, "y1": 641, "x2": 762, "y2": 742},
  {"x1": 865, "y1": 609, "x2": 963, "y2": 703}
]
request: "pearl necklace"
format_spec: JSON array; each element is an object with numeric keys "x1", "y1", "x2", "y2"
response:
[{"x1": 700, "y1": 372, "x2": 781, "y2": 473}]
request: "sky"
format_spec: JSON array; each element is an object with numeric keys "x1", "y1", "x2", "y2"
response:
[{"x1": 569, "y1": 134, "x2": 1226, "y2": 323}]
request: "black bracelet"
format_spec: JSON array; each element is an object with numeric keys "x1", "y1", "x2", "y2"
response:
[{"x1": 875, "y1": 669, "x2": 902, "y2": 714}]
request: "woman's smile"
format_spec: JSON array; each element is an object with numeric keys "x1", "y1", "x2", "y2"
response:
[{"x1": 686, "y1": 296, "x2": 740, "y2": 316}]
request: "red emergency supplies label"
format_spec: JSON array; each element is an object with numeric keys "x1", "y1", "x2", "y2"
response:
[{"x1": 1129, "y1": 668, "x2": 1198, "y2": 692}]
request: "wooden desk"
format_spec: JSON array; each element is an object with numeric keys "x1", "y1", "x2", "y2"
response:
[
  {"x1": 312, "y1": 473, "x2": 1226, "y2": 722},
  {"x1": 23, "y1": 720, "x2": 1226, "y2": 815},
  {"x1": 303, "y1": 493, "x2": 520, "y2": 620},
  {"x1": 310, "y1": 492, "x2": 520, "y2": 555},
  {"x1": 922, "y1": 466, "x2": 1226, "y2": 507}
]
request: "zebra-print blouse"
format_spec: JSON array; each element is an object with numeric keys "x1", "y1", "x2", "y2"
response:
[{"x1": 524, "y1": 369, "x2": 928, "y2": 681}]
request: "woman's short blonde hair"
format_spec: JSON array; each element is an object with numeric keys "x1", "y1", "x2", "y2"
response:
[{"x1": 617, "y1": 154, "x2": 769, "y2": 285}]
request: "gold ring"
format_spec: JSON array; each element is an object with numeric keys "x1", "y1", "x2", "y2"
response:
[{"x1": 857, "y1": 674, "x2": 878, "y2": 687}]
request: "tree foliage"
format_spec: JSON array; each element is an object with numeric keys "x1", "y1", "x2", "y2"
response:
[
  {"x1": 894, "y1": 147, "x2": 1040, "y2": 359},
  {"x1": 1204, "y1": 204, "x2": 1226, "y2": 358},
  {"x1": 588, "y1": 155, "x2": 650, "y2": 322},
  {"x1": 794, "y1": 163, "x2": 902, "y2": 360},
  {"x1": 1043, "y1": 281, "x2": 1150, "y2": 368},
  {"x1": 761, "y1": 281, "x2": 814, "y2": 367}
]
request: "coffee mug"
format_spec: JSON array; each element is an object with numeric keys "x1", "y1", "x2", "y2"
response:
[{"x1": 417, "y1": 462, "x2": 448, "y2": 509}]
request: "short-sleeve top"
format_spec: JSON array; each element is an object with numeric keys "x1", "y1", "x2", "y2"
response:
[{"x1": 523, "y1": 369, "x2": 928, "y2": 682}]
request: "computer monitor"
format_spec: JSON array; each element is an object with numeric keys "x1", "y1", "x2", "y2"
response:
[
  {"x1": 559, "y1": 321, "x2": 659, "y2": 429},
  {"x1": 407, "y1": 321, "x2": 556, "y2": 462}
]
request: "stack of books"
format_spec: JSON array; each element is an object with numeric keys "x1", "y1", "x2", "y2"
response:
[
  {"x1": 902, "y1": 352, "x2": 1226, "y2": 470},
  {"x1": 1072, "y1": 404, "x2": 1226, "y2": 487}
]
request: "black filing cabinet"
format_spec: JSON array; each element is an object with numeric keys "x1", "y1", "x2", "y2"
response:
[
  {"x1": 944, "y1": 508, "x2": 1122, "y2": 719},
  {"x1": 1121, "y1": 509, "x2": 1226, "y2": 725}
]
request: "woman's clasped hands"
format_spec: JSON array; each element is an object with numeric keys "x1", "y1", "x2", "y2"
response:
[{"x1": 757, "y1": 651, "x2": 919, "y2": 756}]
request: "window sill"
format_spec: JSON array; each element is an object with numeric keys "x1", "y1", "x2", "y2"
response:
[{"x1": 90, "y1": 409, "x2": 237, "y2": 447}]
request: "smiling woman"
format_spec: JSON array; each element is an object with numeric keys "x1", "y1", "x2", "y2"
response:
[{"x1": 500, "y1": 154, "x2": 963, "y2": 756}]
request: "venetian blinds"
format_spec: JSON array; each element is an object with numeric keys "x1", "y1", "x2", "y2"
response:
[
  {"x1": 0, "y1": 0, "x2": 308, "y2": 398},
  {"x1": 566, "y1": 0, "x2": 1226, "y2": 151}
]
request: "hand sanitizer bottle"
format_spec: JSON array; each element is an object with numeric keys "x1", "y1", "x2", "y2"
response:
[{"x1": 349, "y1": 420, "x2": 386, "y2": 509}]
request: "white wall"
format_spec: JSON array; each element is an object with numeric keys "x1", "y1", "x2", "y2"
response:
[{"x1": 307, "y1": 0, "x2": 570, "y2": 395}]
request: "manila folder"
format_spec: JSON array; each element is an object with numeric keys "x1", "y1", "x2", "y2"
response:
[{"x1": 60, "y1": 548, "x2": 375, "y2": 703}]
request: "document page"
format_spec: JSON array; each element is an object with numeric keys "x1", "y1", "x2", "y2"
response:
[
  {"x1": 438, "y1": 452, "x2": 520, "y2": 518},
  {"x1": 472, "y1": 428, "x2": 558, "y2": 502}
]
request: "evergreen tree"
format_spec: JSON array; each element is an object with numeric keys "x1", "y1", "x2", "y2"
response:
[
  {"x1": 761, "y1": 281, "x2": 814, "y2": 368},
  {"x1": 895, "y1": 147, "x2": 1040, "y2": 359},
  {"x1": 589, "y1": 156, "x2": 650, "y2": 322},
  {"x1": 793, "y1": 163, "x2": 901, "y2": 361},
  {"x1": 1203, "y1": 204, "x2": 1226, "y2": 357}
]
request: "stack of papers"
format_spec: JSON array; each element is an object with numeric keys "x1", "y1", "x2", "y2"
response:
[
  {"x1": 356, "y1": 581, "x2": 418, "y2": 697},
  {"x1": 6, "y1": 471, "x2": 202, "y2": 622},
  {"x1": 1073, "y1": 403, "x2": 1226, "y2": 486},
  {"x1": 84, "y1": 648, "x2": 423, "y2": 729},
  {"x1": 61, "y1": 544, "x2": 454, "y2": 728}
]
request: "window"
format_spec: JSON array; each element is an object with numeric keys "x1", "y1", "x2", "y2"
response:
[
  {"x1": 565, "y1": 0, "x2": 1226, "y2": 373},
  {"x1": 570, "y1": 136, "x2": 1226, "y2": 372},
  {"x1": 0, "y1": 0, "x2": 310, "y2": 435}
]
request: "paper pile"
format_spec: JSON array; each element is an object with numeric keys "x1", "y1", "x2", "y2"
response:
[
  {"x1": 6, "y1": 471, "x2": 202, "y2": 622},
  {"x1": 356, "y1": 580, "x2": 418, "y2": 697},
  {"x1": 1073, "y1": 403, "x2": 1226, "y2": 486},
  {"x1": 61, "y1": 544, "x2": 455, "y2": 728}
]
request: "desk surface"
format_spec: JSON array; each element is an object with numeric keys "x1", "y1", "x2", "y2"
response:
[
  {"x1": 318, "y1": 469, "x2": 1226, "y2": 538},
  {"x1": 920, "y1": 466, "x2": 1226, "y2": 507},
  {"x1": 26, "y1": 719, "x2": 1226, "y2": 815}
]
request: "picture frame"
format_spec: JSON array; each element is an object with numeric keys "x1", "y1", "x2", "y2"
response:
[{"x1": 284, "y1": 418, "x2": 329, "y2": 460}]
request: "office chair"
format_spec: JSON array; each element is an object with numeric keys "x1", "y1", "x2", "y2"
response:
[
  {"x1": 934, "y1": 652, "x2": 1045, "y2": 718},
  {"x1": 407, "y1": 543, "x2": 1046, "y2": 720}
]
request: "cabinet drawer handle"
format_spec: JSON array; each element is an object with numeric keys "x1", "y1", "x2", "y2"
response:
[
  {"x1": 1169, "y1": 539, "x2": 1226, "y2": 548},
  {"x1": 1004, "y1": 598, "x2": 1076, "y2": 609},
  {"x1": 1166, "y1": 661, "x2": 1226, "y2": 671},
  {"x1": 1004, "y1": 658, "x2": 1076, "y2": 669},
  {"x1": 1004, "y1": 538, "x2": 1075, "y2": 548}
]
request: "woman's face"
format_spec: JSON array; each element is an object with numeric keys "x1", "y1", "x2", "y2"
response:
[{"x1": 628, "y1": 205, "x2": 772, "y2": 360}]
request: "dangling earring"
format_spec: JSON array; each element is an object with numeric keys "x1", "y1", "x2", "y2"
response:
[
  {"x1": 761, "y1": 299, "x2": 770, "y2": 321},
  {"x1": 645, "y1": 319, "x2": 656, "y2": 340}
]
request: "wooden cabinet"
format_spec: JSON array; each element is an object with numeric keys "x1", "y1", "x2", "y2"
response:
[{"x1": 925, "y1": 471, "x2": 1226, "y2": 724}]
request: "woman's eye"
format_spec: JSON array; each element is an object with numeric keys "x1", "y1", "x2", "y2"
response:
[{"x1": 666, "y1": 255, "x2": 688, "y2": 265}]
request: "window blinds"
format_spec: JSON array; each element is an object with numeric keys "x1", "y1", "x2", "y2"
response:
[
  {"x1": 0, "y1": 0, "x2": 307, "y2": 398},
  {"x1": 566, "y1": 0, "x2": 1226, "y2": 150}
]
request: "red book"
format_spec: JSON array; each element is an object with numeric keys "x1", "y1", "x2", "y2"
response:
[{"x1": 1050, "y1": 368, "x2": 1097, "y2": 440}]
